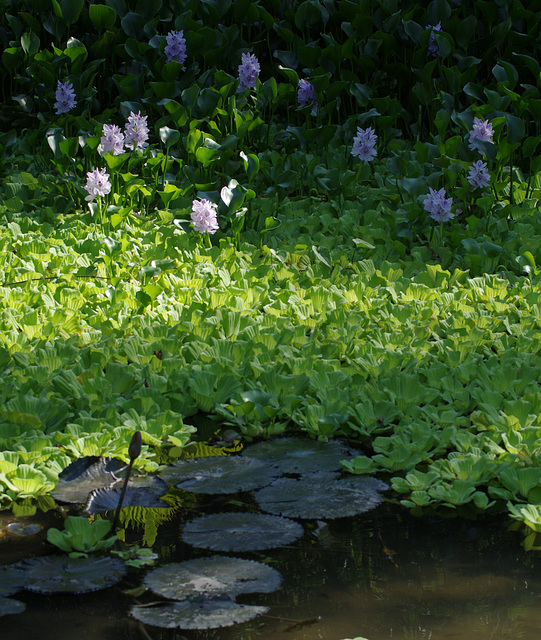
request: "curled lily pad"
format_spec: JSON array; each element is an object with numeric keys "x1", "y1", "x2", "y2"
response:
[
  {"x1": 131, "y1": 596, "x2": 268, "y2": 629},
  {"x1": 52, "y1": 457, "x2": 126, "y2": 504},
  {"x1": 144, "y1": 556, "x2": 282, "y2": 600},
  {"x1": 182, "y1": 512, "x2": 304, "y2": 552},
  {"x1": 255, "y1": 472, "x2": 388, "y2": 520},
  {"x1": 158, "y1": 456, "x2": 282, "y2": 494},
  {"x1": 18, "y1": 555, "x2": 127, "y2": 594},
  {"x1": 0, "y1": 565, "x2": 27, "y2": 597},
  {"x1": 243, "y1": 437, "x2": 363, "y2": 474},
  {"x1": 84, "y1": 477, "x2": 168, "y2": 514},
  {"x1": 0, "y1": 597, "x2": 25, "y2": 617}
]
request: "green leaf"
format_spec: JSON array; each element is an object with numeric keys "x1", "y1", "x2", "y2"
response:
[{"x1": 89, "y1": 4, "x2": 117, "y2": 30}]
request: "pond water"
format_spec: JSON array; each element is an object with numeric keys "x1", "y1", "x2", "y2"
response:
[{"x1": 2, "y1": 502, "x2": 541, "y2": 640}]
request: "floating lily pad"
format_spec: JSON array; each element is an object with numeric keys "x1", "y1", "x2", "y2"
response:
[
  {"x1": 52, "y1": 457, "x2": 126, "y2": 503},
  {"x1": 182, "y1": 512, "x2": 304, "y2": 552},
  {"x1": 243, "y1": 438, "x2": 364, "y2": 474},
  {"x1": 131, "y1": 596, "x2": 268, "y2": 629},
  {"x1": 144, "y1": 556, "x2": 282, "y2": 600},
  {"x1": 6, "y1": 522, "x2": 42, "y2": 536},
  {"x1": 0, "y1": 565, "x2": 27, "y2": 597},
  {"x1": 84, "y1": 477, "x2": 168, "y2": 514},
  {"x1": 0, "y1": 597, "x2": 26, "y2": 617},
  {"x1": 158, "y1": 456, "x2": 282, "y2": 494},
  {"x1": 18, "y1": 555, "x2": 127, "y2": 594},
  {"x1": 255, "y1": 472, "x2": 388, "y2": 519}
]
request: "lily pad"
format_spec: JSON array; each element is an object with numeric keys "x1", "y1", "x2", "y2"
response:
[
  {"x1": 52, "y1": 457, "x2": 126, "y2": 504},
  {"x1": 144, "y1": 556, "x2": 282, "y2": 600},
  {"x1": 17, "y1": 555, "x2": 127, "y2": 594},
  {"x1": 182, "y1": 512, "x2": 304, "y2": 552},
  {"x1": 130, "y1": 596, "x2": 268, "y2": 629},
  {"x1": 84, "y1": 477, "x2": 168, "y2": 514},
  {"x1": 255, "y1": 472, "x2": 388, "y2": 519},
  {"x1": 6, "y1": 523, "x2": 42, "y2": 536},
  {"x1": 243, "y1": 437, "x2": 364, "y2": 474},
  {"x1": 158, "y1": 456, "x2": 282, "y2": 494},
  {"x1": 0, "y1": 597, "x2": 26, "y2": 617},
  {"x1": 0, "y1": 565, "x2": 27, "y2": 596}
]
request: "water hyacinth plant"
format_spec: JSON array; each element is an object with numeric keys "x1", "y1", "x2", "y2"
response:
[{"x1": 1, "y1": 0, "x2": 541, "y2": 558}]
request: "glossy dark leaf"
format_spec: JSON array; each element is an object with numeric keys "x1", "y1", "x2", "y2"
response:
[{"x1": 182, "y1": 512, "x2": 304, "y2": 551}]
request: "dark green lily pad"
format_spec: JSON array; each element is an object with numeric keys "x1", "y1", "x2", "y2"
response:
[
  {"x1": 18, "y1": 555, "x2": 127, "y2": 594},
  {"x1": 243, "y1": 437, "x2": 364, "y2": 474},
  {"x1": 0, "y1": 565, "x2": 27, "y2": 597},
  {"x1": 84, "y1": 477, "x2": 168, "y2": 514},
  {"x1": 182, "y1": 512, "x2": 304, "y2": 552},
  {"x1": 255, "y1": 472, "x2": 388, "y2": 520},
  {"x1": 144, "y1": 556, "x2": 282, "y2": 600},
  {"x1": 158, "y1": 456, "x2": 282, "y2": 494},
  {"x1": 0, "y1": 597, "x2": 26, "y2": 617},
  {"x1": 6, "y1": 523, "x2": 42, "y2": 536},
  {"x1": 52, "y1": 457, "x2": 126, "y2": 503},
  {"x1": 130, "y1": 596, "x2": 268, "y2": 629}
]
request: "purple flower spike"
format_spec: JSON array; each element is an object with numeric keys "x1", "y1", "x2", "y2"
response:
[
  {"x1": 467, "y1": 160, "x2": 490, "y2": 190},
  {"x1": 98, "y1": 124, "x2": 125, "y2": 156},
  {"x1": 237, "y1": 52, "x2": 260, "y2": 92},
  {"x1": 351, "y1": 126, "x2": 377, "y2": 163},
  {"x1": 164, "y1": 30, "x2": 187, "y2": 67},
  {"x1": 124, "y1": 111, "x2": 149, "y2": 152},
  {"x1": 423, "y1": 187, "x2": 454, "y2": 222},
  {"x1": 191, "y1": 199, "x2": 219, "y2": 235},
  {"x1": 84, "y1": 168, "x2": 111, "y2": 202},
  {"x1": 54, "y1": 80, "x2": 77, "y2": 114},
  {"x1": 297, "y1": 80, "x2": 317, "y2": 116},
  {"x1": 427, "y1": 22, "x2": 442, "y2": 57},
  {"x1": 468, "y1": 118, "x2": 494, "y2": 155}
]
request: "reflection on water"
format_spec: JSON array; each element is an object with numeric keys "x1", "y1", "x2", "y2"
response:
[{"x1": 2, "y1": 504, "x2": 541, "y2": 640}]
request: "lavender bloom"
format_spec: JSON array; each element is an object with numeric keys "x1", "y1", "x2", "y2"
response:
[
  {"x1": 468, "y1": 118, "x2": 494, "y2": 155},
  {"x1": 124, "y1": 111, "x2": 149, "y2": 152},
  {"x1": 98, "y1": 124, "x2": 125, "y2": 156},
  {"x1": 467, "y1": 160, "x2": 490, "y2": 190},
  {"x1": 84, "y1": 168, "x2": 111, "y2": 202},
  {"x1": 351, "y1": 126, "x2": 377, "y2": 163},
  {"x1": 164, "y1": 30, "x2": 187, "y2": 67},
  {"x1": 191, "y1": 199, "x2": 219, "y2": 235},
  {"x1": 237, "y1": 52, "x2": 260, "y2": 92},
  {"x1": 427, "y1": 22, "x2": 442, "y2": 57},
  {"x1": 423, "y1": 187, "x2": 454, "y2": 222},
  {"x1": 54, "y1": 80, "x2": 77, "y2": 114},
  {"x1": 297, "y1": 79, "x2": 317, "y2": 115}
]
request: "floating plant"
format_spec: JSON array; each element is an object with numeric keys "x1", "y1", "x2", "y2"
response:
[
  {"x1": 0, "y1": 597, "x2": 25, "y2": 617},
  {"x1": 0, "y1": 564, "x2": 27, "y2": 596},
  {"x1": 158, "y1": 456, "x2": 282, "y2": 494},
  {"x1": 84, "y1": 481, "x2": 168, "y2": 515},
  {"x1": 243, "y1": 437, "x2": 364, "y2": 474},
  {"x1": 255, "y1": 472, "x2": 389, "y2": 520},
  {"x1": 144, "y1": 556, "x2": 282, "y2": 599},
  {"x1": 52, "y1": 457, "x2": 127, "y2": 504},
  {"x1": 15, "y1": 555, "x2": 127, "y2": 594},
  {"x1": 182, "y1": 512, "x2": 304, "y2": 552},
  {"x1": 130, "y1": 595, "x2": 268, "y2": 630}
]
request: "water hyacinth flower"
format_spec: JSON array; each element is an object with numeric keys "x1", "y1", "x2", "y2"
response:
[
  {"x1": 467, "y1": 160, "x2": 490, "y2": 190},
  {"x1": 351, "y1": 126, "x2": 377, "y2": 163},
  {"x1": 423, "y1": 187, "x2": 454, "y2": 222},
  {"x1": 191, "y1": 199, "x2": 219, "y2": 235},
  {"x1": 468, "y1": 117, "x2": 494, "y2": 155},
  {"x1": 84, "y1": 168, "x2": 111, "y2": 202},
  {"x1": 164, "y1": 30, "x2": 187, "y2": 67},
  {"x1": 124, "y1": 111, "x2": 149, "y2": 152},
  {"x1": 237, "y1": 52, "x2": 260, "y2": 92},
  {"x1": 427, "y1": 22, "x2": 442, "y2": 57},
  {"x1": 297, "y1": 80, "x2": 317, "y2": 115},
  {"x1": 54, "y1": 80, "x2": 77, "y2": 114},
  {"x1": 98, "y1": 124, "x2": 125, "y2": 156}
]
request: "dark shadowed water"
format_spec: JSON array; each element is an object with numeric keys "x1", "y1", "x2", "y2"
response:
[{"x1": 2, "y1": 503, "x2": 540, "y2": 640}]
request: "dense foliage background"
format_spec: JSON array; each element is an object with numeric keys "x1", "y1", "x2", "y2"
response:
[{"x1": 1, "y1": 0, "x2": 541, "y2": 545}]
